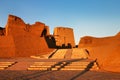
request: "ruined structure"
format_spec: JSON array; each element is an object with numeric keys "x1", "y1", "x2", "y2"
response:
[
  {"x1": 0, "y1": 15, "x2": 53, "y2": 58},
  {"x1": 0, "y1": 15, "x2": 75, "y2": 58},
  {"x1": 54, "y1": 27, "x2": 75, "y2": 48},
  {"x1": 0, "y1": 14, "x2": 120, "y2": 73},
  {"x1": 78, "y1": 33, "x2": 120, "y2": 72}
]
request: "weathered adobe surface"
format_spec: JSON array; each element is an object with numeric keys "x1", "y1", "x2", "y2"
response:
[
  {"x1": 0, "y1": 15, "x2": 53, "y2": 58},
  {"x1": 54, "y1": 27, "x2": 75, "y2": 48},
  {"x1": 78, "y1": 32, "x2": 120, "y2": 72}
]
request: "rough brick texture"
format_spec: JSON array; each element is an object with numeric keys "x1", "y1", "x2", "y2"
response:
[
  {"x1": 54, "y1": 27, "x2": 75, "y2": 48},
  {"x1": 0, "y1": 15, "x2": 52, "y2": 58},
  {"x1": 78, "y1": 33, "x2": 120, "y2": 72}
]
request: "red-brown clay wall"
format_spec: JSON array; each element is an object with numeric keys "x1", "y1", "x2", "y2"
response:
[
  {"x1": 0, "y1": 15, "x2": 52, "y2": 58},
  {"x1": 54, "y1": 27, "x2": 75, "y2": 47},
  {"x1": 14, "y1": 36, "x2": 51, "y2": 57},
  {"x1": 78, "y1": 33, "x2": 120, "y2": 72},
  {"x1": 0, "y1": 36, "x2": 15, "y2": 57}
]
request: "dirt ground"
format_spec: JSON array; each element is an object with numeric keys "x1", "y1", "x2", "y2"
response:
[
  {"x1": 0, "y1": 70, "x2": 120, "y2": 80},
  {"x1": 0, "y1": 58, "x2": 120, "y2": 80}
]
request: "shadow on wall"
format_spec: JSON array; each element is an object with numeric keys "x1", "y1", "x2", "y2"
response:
[
  {"x1": 41, "y1": 28, "x2": 47, "y2": 37},
  {"x1": 40, "y1": 28, "x2": 56, "y2": 48},
  {"x1": 0, "y1": 27, "x2": 6, "y2": 36},
  {"x1": 40, "y1": 28, "x2": 73, "y2": 49},
  {"x1": 45, "y1": 37, "x2": 73, "y2": 49},
  {"x1": 45, "y1": 36, "x2": 56, "y2": 48},
  {"x1": 56, "y1": 43, "x2": 72, "y2": 49}
]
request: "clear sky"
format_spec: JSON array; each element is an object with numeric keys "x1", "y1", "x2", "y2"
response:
[{"x1": 0, "y1": 0, "x2": 120, "y2": 44}]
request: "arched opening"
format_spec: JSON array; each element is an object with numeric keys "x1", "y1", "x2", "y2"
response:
[
  {"x1": 67, "y1": 43, "x2": 72, "y2": 48},
  {"x1": 0, "y1": 27, "x2": 5, "y2": 36},
  {"x1": 41, "y1": 28, "x2": 47, "y2": 37}
]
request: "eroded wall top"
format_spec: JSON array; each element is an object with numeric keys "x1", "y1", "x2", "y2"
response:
[
  {"x1": 54, "y1": 27, "x2": 75, "y2": 48},
  {"x1": 5, "y1": 14, "x2": 50, "y2": 37}
]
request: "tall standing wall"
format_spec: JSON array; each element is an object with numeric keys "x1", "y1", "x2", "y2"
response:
[
  {"x1": 54, "y1": 27, "x2": 75, "y2": 48},
  {"x1": 0, "y1": 15, "x2": 52, "y2": 58}
]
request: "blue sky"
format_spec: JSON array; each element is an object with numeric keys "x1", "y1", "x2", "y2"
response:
[{"x1": 0, "y1": 0, "x2": 120, "y2": 44}]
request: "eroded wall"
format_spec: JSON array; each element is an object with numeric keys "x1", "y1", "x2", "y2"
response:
[
  {"x1": 54, "y1": 27, "x2": 75, "y2": 48},
  {"x1": 78, "y1": 33, "x2": 120, "y2": 72},
  {"x1": 0, "y1": 15, "x2": 52, "y2": 57}
]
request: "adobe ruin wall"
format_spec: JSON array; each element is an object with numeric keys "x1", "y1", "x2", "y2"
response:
[{"x1": 0, "y1": 15, "x2": 52, "y2": 57}]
